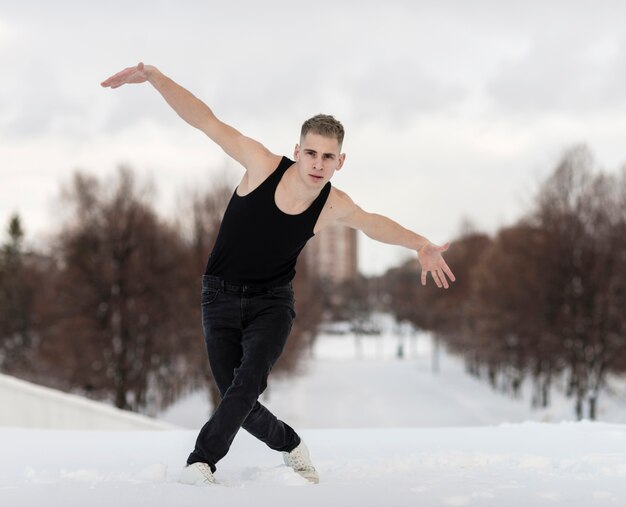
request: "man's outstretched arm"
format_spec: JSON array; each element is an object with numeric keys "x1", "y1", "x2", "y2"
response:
[
  {"x1": 100, "y1": 62, "x2": 278, "y2": 172},
  {"x1": 333, "y1": 189, "x2": 456, "y2": 289}
]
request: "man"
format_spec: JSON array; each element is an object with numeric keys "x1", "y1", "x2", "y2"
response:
[{"x1": 101, "y1": 62, "x2": 456, "y2": 486}]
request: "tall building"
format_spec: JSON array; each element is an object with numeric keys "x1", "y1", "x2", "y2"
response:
[{"x1": 303, "y1": 223, "x2": 358, "y2": 283}]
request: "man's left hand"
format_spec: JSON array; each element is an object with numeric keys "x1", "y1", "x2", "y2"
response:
[{"x1": 418, "y1": 242, "x2": 456, "y2": 289}]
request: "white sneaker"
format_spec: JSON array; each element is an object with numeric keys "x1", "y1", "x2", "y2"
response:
[
  {"x1": 282, "y1": 441, "x2": 319, "y2": 484},
  {"x1": 178, "y1": 462, "x2": 216, "y2": 486}
]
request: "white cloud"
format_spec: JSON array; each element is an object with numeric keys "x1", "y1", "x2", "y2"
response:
[{"x1": 487, "y1": 35, "x2": 626, "y2": 115}]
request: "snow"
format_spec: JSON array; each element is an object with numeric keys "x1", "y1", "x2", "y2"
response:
[
  {"x1": 2, "y1": 423, "x2": 626, "y2": 506},
  {"x1": 2, "y1": 325, "x2": 626, "y2": 506}
]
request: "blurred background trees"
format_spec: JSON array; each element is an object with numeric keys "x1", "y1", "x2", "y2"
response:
[
  {"x1": 32, "y1": 168, "x2": 198, "y2": 412},
  {"x1": 1, "y1": 146, "x2": 624, "y2": 420},
  {"x1": 0, "y1": 166, "x2": 324, "y2": 415},
  {"x1": 382, "y1": 145, "x2": 626, "y2": 420}
]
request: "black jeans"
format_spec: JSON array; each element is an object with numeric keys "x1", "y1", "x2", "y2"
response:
[{"x1": 187, "y1": 275, "x2": 301, "y2": 472}]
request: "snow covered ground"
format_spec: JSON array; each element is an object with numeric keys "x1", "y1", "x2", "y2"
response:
[
  {"x1": 2, "y1": 422, "x2": 626, "y2": 506},
  {"x1": 2, "y1": 327, "x2": 626, "y2": 506}
]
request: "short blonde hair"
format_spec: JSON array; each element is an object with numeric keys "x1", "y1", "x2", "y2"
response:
[{"x1": 300, "y1": 114, "x2": 344, "y2": 149}]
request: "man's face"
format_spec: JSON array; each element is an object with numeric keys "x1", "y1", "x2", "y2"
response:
[{"x1": 294, "y1": 132, "x2": 345, "y2": 188}]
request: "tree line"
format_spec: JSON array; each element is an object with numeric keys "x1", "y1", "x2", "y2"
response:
[
  {"x1": 3, "y1": 146, "x2": 624, "y2": 421},
  {"x1": 0, "y1": 166, "x2": 323, "y2": 415},
  {"x1": 381, "y1": 145, "x2": 626, "y2": 420}
]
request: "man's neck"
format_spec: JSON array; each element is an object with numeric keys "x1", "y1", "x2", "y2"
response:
[{"x1": 276, "y1": 164, "x2": 322, "y2": 213}]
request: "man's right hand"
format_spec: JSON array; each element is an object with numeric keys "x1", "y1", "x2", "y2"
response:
[{"x1": 101, "y1": 62, "x2": 152, "y2": 89}]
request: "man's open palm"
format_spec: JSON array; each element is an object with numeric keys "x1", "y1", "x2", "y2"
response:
[
  {"x1": 418, "y1": 242, "x2": 456, "y2": 289},
  {"x1": 101, "y1": 62, "x2": 149, "y2": 89}
]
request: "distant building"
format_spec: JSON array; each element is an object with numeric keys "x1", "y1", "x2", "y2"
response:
[{"x1": 303, "y1": 223, "x2": 358, "y2": 284}]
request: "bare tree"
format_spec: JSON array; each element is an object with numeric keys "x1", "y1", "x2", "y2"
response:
[
  {"x1": 469, "y1": 223, "x2": 558, "y2": 401},
  {"x1": 37, "y1": 167, "x2": 199, "y2": 411},
  {"x1": 576, "y1": 169, "x2": 626, "y2": 418},
  {"x1": 487, "y1": 145, "x2": 626, "y2": 419}
]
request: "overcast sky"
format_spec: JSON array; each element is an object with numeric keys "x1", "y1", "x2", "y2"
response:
[{"x1": 1, "y1": 0, "x2": 625, "y2": 275}]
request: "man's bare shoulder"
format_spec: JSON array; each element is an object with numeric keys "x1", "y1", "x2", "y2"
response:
[
  {"x1": 326, "y1": 186, "x2": 354, "y2": 210},
  {"x1": 244, "y1": 146, "x2": 282, "y2": 176},
  {"x1": 238, "y1": 151, "x2": 283, "y2": 195},
  {"x1": 318, "y1": 186, "x2": 358, "y2": 225}
]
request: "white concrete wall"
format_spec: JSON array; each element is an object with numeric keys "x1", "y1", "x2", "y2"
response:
[{"x1": 0, "y1": 373, "x2": 178, "y2": 430}]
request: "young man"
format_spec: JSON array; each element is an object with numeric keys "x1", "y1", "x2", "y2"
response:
[{"x1": 101, "y1": 62, "x2": 456, "y2": 485}]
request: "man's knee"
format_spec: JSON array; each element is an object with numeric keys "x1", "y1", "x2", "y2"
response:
[{"x1": 232, "y1": 362, "x2": 271, "y2": 398}]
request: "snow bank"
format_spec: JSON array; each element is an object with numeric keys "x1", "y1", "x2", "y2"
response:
[{"x1": 0, "y1": 373, "x2": 177, "y2": 430}]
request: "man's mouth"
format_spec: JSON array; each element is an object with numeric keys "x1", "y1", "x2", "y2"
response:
[{"x1": 309, "y1": 174, "x2": 323, "y2": 180}]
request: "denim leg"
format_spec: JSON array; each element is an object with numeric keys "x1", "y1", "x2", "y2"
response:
[
  {"x1": 239, "y1": 291, "x2": 300, "y2": 453},
  {"x1": 187, "y1": 284, "x2": 300, "y2": 472}
]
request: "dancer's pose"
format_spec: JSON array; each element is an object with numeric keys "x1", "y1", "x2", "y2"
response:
[{"x1": 101, "y1": 62, "x2": 456, "y2": 485}]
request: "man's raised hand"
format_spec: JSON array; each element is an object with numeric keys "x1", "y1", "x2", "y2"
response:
[
  {"x1": 418, "y1": 242, "x2": 456, "y2": 289},
  {"x1": 101, "y1": 62, "x2": 151, "y2": 89}
]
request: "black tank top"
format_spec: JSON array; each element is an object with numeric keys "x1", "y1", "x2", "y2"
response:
[{"x1": 204, "y1": 156, "x2": 331, "y2": 286}]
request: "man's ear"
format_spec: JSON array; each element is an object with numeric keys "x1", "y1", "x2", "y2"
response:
[
  {"x1": 294, "y1": 143, "x2": 300, "y2": 160},
  {"x1": 336, "y1": 153, "x2": 346, "y2": 171}
]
